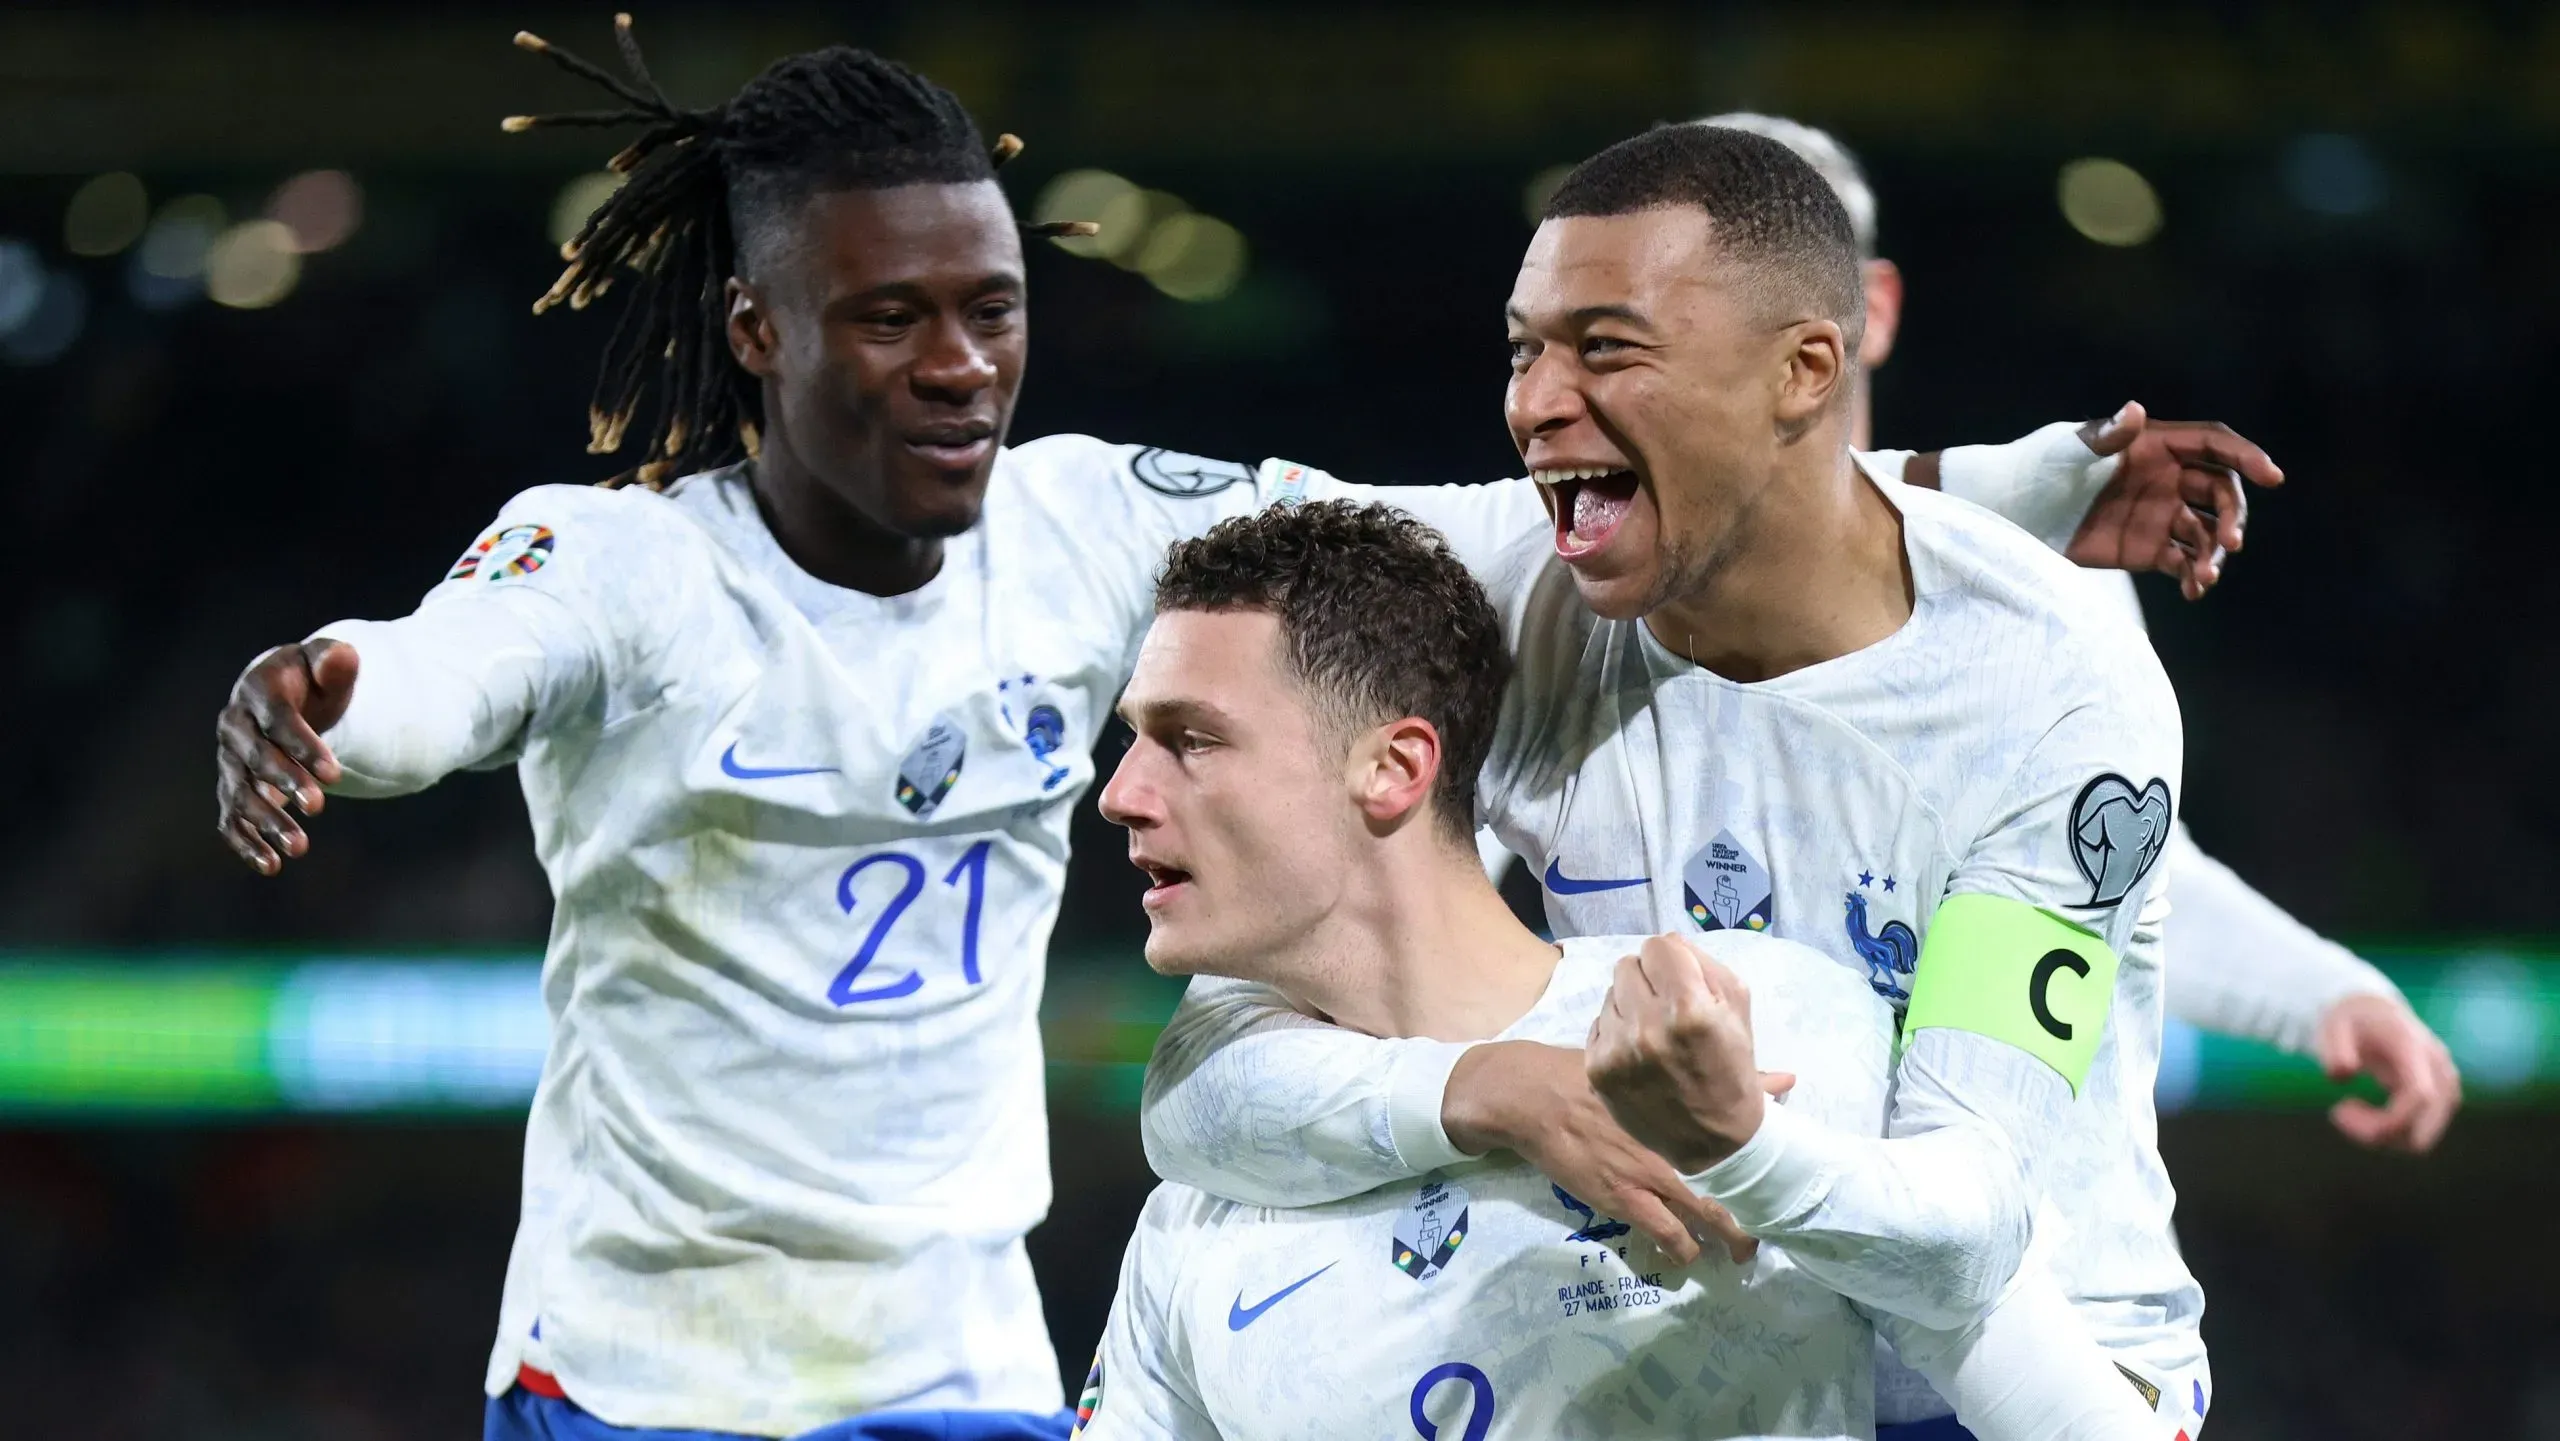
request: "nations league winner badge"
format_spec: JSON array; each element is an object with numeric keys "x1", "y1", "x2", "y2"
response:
[
  {"x1": 1390, "y1": 1180, "x2": 1471, "y2": 1282},
  {"x1": 893, "y1": 713, "x2": 968, "y2": 819}
]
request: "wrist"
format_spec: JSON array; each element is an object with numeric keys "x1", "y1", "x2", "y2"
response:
[
  {"x1": 1671, "y1": 1085, "x2": 1765, "y2": 1173},
  {"x1": 1441, "y1": 1039, "x2": 1536, "y2": 1156}
]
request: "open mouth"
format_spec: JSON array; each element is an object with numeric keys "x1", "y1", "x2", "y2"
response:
[
  {"x1": 1136, "y1": 860, "x2": 1193, "y2": 908},
  {"x1": 1532, "y1": 466, "x2": 1641, "y2": 560}
]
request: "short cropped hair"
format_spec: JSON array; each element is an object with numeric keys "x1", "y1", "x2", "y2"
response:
[
  {"x1": 1692, "y1": 112, "x2": 1877, "y2": 258},
  {"x1": 1152, "y1": 501, "x2": 1510, "y2": 844},
  {"x1": 1544, "y1": 123, "x2": 1865, "y2": 347}
]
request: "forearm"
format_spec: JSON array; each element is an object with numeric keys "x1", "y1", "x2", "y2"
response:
[
  {"x1": 1139, "y1": 975, "x2": 1472, "y2": 1206},
  {"x1": 1878, "y1": 1267, "x2": 2161, "y2": 1441},
  {"x1": 1890, "y1": 421, "x2": 2107, "y2": 554},
  {"x1": 309, "y1": 607, "x2": 563, "y2": 797},
  {"x1": 2165, "y1": 822, "x2": 2402, "y2": 1054},
  {"x1": 1689, "y1": 1030, "x2": 2054, "y2": 1331}
]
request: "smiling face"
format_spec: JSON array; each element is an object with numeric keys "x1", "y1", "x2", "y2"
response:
[
  {"x1": 1099, "y1": 609, "x2": 1366, "y2": 981},
  {"x1": 729, "y1": 180, "x2": 1027, "y2": 539},
  {"x1": 1505, "y1": 205, "x2": 1813, "y2": 621}
]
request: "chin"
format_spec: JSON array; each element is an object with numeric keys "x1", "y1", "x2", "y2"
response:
[{"x1": 1565, "y1": 561, "x2": 1660, "y2": 622}]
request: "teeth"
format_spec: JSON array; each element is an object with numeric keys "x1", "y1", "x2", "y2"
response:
[{"x1": 1531, "y1": 466, "x2": 1624, "y2": 485}]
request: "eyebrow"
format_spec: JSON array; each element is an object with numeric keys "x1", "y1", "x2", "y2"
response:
[
  {"x1": 825, "y1": 273, "x2": 1024, "y2": 316},
  {"x1": 1505, "y1": 301, "x2": 1655, "y2": 332},
  {"x1": 1116, "y1": 694, "x2": 1238, "y2": 733}
]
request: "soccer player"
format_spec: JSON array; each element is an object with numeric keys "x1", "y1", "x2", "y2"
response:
[
  {"x1": 1077, "y1": 500, "x2": 2161, "y2": 1440},
  {"x1": 1139, "y1": 126, "x2": 2217, "y2": 1438},
  {"x1": 207, "y1": 28, "x2": 2260, "y2": 1440},
  {"x1": 1702, "y1": 111, "x2": 2460, "y2": 1156}
]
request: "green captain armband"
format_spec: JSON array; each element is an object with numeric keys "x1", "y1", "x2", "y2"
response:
[{"x1": 1903, "y1": 893, "x2": 2119, "y2": 1094}]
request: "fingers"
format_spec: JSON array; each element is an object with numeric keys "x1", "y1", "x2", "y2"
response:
[
  {"x1": 215, "y1": 753, "x2": 306, "y2": 875},
  {"x1": 217, "y1": 705, "x2": 325, "y2": 815},
  {"x1": 2156, "y1": 421, "x2": 2284, "y2": 491},
  {"x1": 2179, "y1": 460, "x2": 2250, "y2": 553},
  {"x1": 1619, "y1": 1188, "x2": 1705, "y2": 1269},
  {"x1": 1759, "y1": 1071, "x2": 1797, "y2": 1098},
  {"x1": 1695, "y1": 1197, "x2": 1758, "y2": 1265}
]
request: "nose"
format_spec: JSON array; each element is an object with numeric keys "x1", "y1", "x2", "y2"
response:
[
  {"x1": 1506, "y1": 346, "x2": 1587, "y2": 451},
  {"x1": 911, "y1": 316, "x2": 1000, "y2": 403},
  {"x1": 1098, "y1": 739, "x2": 1159, "y2": 832}
]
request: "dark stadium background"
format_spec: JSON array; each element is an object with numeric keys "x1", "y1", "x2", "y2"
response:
[{"x1": 2, "y1": 4, "x2": 2555, "y2": 1437}]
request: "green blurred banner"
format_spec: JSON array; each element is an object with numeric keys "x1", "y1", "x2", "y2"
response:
[{"x1": 0, "y1": 946, "x2": 2551, "y2": 1120}]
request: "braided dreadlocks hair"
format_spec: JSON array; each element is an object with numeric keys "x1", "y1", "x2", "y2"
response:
[{"x1": 505, "y1": 16, "x2": 1089, "y2": 489}]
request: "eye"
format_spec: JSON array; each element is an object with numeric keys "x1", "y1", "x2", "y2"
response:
[
  {"x1": 1581, "y1": 335, "x2": 1632, "y2": 362},
  {"x1": 857, "y1": 307, "x2": 919, "y2": 332},
  {"x1": 972, "y1": 298, "x2": 1019, "y2": 329},
  {"x1": 1178, "y1": 731, "x2": 1217, "y2": 756},
  {"x1": 1506, "y1": 339, "x2": 1536, "y2": 372}
]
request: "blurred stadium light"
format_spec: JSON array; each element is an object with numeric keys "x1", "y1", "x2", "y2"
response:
[{"x1": 2, "y1": 947, "x2": 2548, "y2": 1120}]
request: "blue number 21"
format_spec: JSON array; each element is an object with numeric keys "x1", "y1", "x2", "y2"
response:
[
  {"x1": 830, "y1": 841, "x2": 993, "y2": 1005},
  {"x1": 1409, "y1": 1362, "x2": 1495, "y2": 1441}
]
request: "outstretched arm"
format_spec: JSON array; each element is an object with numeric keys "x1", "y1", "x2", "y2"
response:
[
  {"x1": 1884, "y1": 403, "x2": 2284, "y2": 600},
  {"x1": 2164, "y1": 823, "x2": 2461, "y2": 1151},
  {"x1": 213, "y1": 499, "x2": 610, "y2": 874}
]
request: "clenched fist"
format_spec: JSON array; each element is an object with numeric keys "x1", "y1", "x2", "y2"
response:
[{"x1": 1586, "y1": 934, "x2": 1774, "y2": 1174}]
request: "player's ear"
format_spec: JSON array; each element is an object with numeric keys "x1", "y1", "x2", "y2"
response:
[
  {"x1": 1859, "y1": 259, "x2": 1903, "y2": 369},
  {"x1": 727, "y1": 277, "x2": 780, "y2": 378},
  {"x1": 1774, "y1": 318, "x2": 1848, "y2": 439},
  {"x1": 1353, "y1": 716, "x2": 1443, "y2": 835}
]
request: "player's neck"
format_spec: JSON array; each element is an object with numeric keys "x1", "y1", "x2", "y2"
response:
[
  {"x1": 748, "y1": 439, "x2": 947, "y2": 598},
  {"x1": 1641, "y1": 434, "x2": 1912, "y2": 683},
  {"x1": 1283, "y1": 838, "x2": 1560, "y2": 1044}
]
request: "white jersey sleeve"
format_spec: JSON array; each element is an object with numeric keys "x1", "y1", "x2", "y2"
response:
[
  {"x1": 310, "y1": 486, "x2": 656, "y2": 798},
  {"x1": 1073, "y1": 1188, "x2": 1220, "y2": 1441},
  {"x1": 1140, "y1": 976, "x2": 1474, "y2": 1206},
  {"x1": 2162, "y1": 821, "x2": 2404, "y2": 1053},
  {"x1": 1878, "y1": 1258, "x2": 2169, "y2": 1441},
  {"x1": 1862, "y1": 421, "x2": 2115, "y2": 555}
]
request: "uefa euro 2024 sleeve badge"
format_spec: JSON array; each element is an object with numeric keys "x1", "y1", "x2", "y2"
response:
[
  {"x1": 1390, "y1": 1180, "x2": 1471, "y2": 1281},
  {"x1": 893, "y1": 713, "x2": 967, "y2": 819},
  {"x1": 2069, "y1": 774, "x2": 2172, "y2": 907},
  {"x1": 447, "y1": 523, "x2": 556, "y2": 582}
]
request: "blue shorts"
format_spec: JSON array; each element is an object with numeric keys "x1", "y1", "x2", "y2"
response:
[
  {"x1": 1877, "y1": 1421, "x2": 1975, "y2": 1441},
  {"x1": 485, "y1": 1386, "x2": 1077, "y2": 1441}
]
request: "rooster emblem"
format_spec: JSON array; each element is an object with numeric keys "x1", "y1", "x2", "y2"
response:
[{"x1": 1844, "y1": 888, "x2": 1918, "y2": 1002}]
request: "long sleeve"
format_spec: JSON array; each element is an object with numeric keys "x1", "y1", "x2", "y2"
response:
[
  {"x1": 1072, "y1": 1189, "x2": 1222, "y2": 1441},
  {"x1": 1861, "y1": 421, "x2": 2113, "y2": 555},
  {"x1": 2163, "y1": 821, "x2": 2403, "y2": 1054},
  {"x1": 307, "y1": 493, "x2": 614, "y2": 799},
  {"x1": 1690, "y1": 1028, "x2": 2060, "y2": 1331},
  {"x1": 1877, "y1": 1258, "x2": 2168, "y2": 1441},
  {"x1": 312, "y1": 593, "x2": 601, "y2": 798},
  {"x1": 1138, "y1": 976, "x2": 1474, "y2": 1207}
]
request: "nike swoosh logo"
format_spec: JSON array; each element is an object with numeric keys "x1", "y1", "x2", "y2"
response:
[
  {"x1": 719, "y1": 743, "x2": 838, "y2": 781},
  {"x1": 1227, "y1": 1261, "x2": 1335, "y2": 1332},
  {"x1": 1543, "y1": 859, "x2": 1646, "y2": 895}
]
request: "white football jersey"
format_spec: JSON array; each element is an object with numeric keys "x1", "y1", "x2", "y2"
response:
[
  {"x1": 1079, "y1": 934, "x2": 1892, "y2": 1441},
  {"x1": 1143, "y1": 469, "x2": 2207, "y2": 1427},
  {"x1": 312, "y1": 438, "x2": 1413, "y2": 1435}
]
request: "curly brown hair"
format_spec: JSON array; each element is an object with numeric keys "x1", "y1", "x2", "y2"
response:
[{"x1": 1152, "y1": 500, "x2": 1511, "y2": 843}]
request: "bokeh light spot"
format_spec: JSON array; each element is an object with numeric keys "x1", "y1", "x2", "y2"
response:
[
  {"x1": 138, "y1": 195, "x2": 228, "y2": 279},
  {"x1": 1033, "y1": 169, "x2": 1138, "y2": 259},
  {"x1": 548, "y1": 172, "x2": 626, "y2": 253},
  {"x1": 1135, "y1": 213, "x2": 1248, "y2": 302},
  {"x1": 64, "y1": 173, "x2": 150, "y2": 257},
  {"x1": 2057, "y1": 158, "x2": 2162, "y2": 247},
  {"x1": 206, "y1": 220, "x2": 303, "y2": 309},
  {"x1": 2283, "y1": 134, "x2": 2387, "y2": 218},
  {"x1": 267, "y1": 170, "x2": 364, "y2": 253}
]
